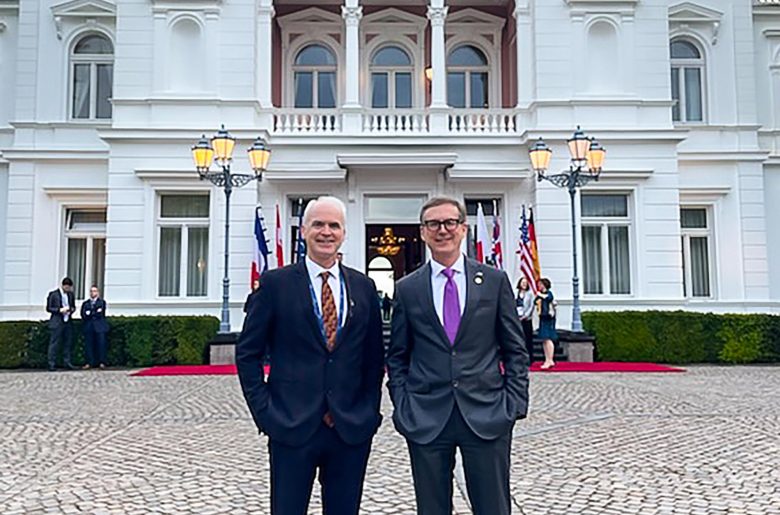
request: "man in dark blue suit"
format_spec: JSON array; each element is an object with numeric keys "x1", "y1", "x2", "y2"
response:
[
  {"x1": 237, "y1": 196, "x2": 384, "y2": 515},
  {"x1": 387, "y1": 197, "x2": 529, "y2": 515},
  {"x1": 80, "y1": 285, "x2": 109, "y2": 369},
  {"x1": 46, "y1": 277, "x2": 77, "y2": 371}
]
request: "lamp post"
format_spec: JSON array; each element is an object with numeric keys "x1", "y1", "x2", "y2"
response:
[
  {"x1": 528, "y1": 126, "x2": 606, "y2": 333},
  {"x1": 191, "y1": 126, "x2": 271, "y2": 334}
]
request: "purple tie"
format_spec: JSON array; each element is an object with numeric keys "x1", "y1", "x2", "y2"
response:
[{"x1": 442, "y1": 268, "x2": 461, "y2": 345}]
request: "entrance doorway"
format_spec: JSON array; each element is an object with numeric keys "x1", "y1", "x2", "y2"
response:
[{"x1": 366, "y1": 224, "x2": 425, "y2": 298}]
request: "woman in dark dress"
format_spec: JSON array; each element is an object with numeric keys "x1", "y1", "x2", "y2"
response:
[
  {"x1": 535, "y1": 278, "x2": 558, "y2": 369},
  {"x1": 515, "y1": 277, "x2": 535, "y2": 364}
]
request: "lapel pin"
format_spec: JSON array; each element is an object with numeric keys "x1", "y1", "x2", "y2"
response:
[{"x1": 474, "y1": 272, "x2": 484, "y2": 285}]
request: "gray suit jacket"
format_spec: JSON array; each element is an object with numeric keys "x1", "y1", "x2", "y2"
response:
[{"x1": 387, "y1": 258, "x2": 529, "y2": 445}]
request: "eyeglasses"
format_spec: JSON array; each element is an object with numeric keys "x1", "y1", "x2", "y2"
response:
[{"x1": 421, "y1": 218, "x2": 464, "y2": 231}]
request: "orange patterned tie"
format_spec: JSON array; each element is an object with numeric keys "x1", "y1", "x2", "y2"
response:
[{"x1": 320, "y1": 271, "x2": 338, "y2": 352}]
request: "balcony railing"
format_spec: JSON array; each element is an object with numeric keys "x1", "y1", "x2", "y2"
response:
[
  {"x1": 362, "y1": 110, "x2": 429, "y2": 134},
  {"x1": 273, "y1": 110, "x2": 342, "y2": 134},
  {"x1": 272, "y1": 108, "x2": 521, "y2": 136}
]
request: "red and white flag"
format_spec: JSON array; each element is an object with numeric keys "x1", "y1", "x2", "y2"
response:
[
  {"x1": 491, "y1": 200, "x2": 503, "y2": 270},
  {"x1": 475, "y1": 202, "x2": 491, "y2": 264},
  {"x1": 274, "y1": 204, "x2": 284, "y2": 268}
]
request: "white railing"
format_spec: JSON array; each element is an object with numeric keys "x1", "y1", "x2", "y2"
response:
[
  {"x1": 755, "y1": 0, "x2": 780, "y2": 4},
  {"x1": 272, "y1": 108, "x2": 522, "y2": 135},
  {"x1": 448, "y1": 110, "x2": 519, "y2": 134},
  {"x1": 362, "y1": 110, "x2": 429, "y2": 134},
  {"x1": 273, "y1": 110, "x2": 342, "y2": 134}
]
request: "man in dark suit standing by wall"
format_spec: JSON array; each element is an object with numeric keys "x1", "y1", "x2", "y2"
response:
[
  {"x1": 80, "y1": 285, "x2": 109, "y2": 369},
  {"x1": 237, "y1": 196, "x2": 384, "y2": 515},
  {"x1": 387, "y1": 196, "x2": 529, "y2": 515},
  {"x1": 46, "y1": 277, "x2": 77, "y2": 371}
]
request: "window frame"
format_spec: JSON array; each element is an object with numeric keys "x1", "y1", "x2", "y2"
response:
[
  {"x1": 155, "y1": 193, "x2": 211, "y2": 299},
  {"x1": 580, "y1": 193, "x2": 634, "y2": 296},
  {"x1": 680, "y1": 206, "x2": 715, "y2": 299},
  {"x1": 63, "y1": 208, "x2": 107, "y2": 301},
  {"x1": 463, "y1": 197, "x2": 502, "y2": 263},
  {"x1": 369, "y1": 45, "x2": 414, "y2": 109},
  {"x1": 292, "y1": 43, "x2": 338, "y2": 109},
  {"x1": 446, "y1": 44, "x2": 490, "y2": 109},
  {"x1": 69, "y1": 33, "x2": 114, "y2": 121},
  {"x1": 670, "y1": 38, "x2": 706, "y2": 124}
]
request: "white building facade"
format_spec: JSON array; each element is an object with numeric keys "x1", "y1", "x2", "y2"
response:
[{"x1": 0, "y1": 0, "x2": 778, "y2": 328}]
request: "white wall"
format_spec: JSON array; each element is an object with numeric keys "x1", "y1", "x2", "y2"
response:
[
  {"x1": 765, "y1": 166, "x2": 780, "y2": 299},
  {"x1": 0, "y1": 163, "x2": 8, "y2": 302}
]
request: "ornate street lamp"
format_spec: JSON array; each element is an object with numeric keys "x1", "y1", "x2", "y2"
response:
[
  {"x1": 191, "y1": 126, "x2": 271, "y2": 334},
  {"x1": 528, "y1": 126, "x2": 606, "y2": 333}
]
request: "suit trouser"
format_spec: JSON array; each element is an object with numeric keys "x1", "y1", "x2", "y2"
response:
[
  {"x1": 48, "y1": 323, "x2": 73, "y2": 368},
  {"x1": 84, "y1": 330, "x2": 107, "y2": 366},
  {"x1": 407, "y1": 406, "x2": 513, "y2": 515},
  {"x1": 268, "y1": 423, "x2": 372, "y2": 515}
]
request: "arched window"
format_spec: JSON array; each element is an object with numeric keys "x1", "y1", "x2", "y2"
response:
[
  {"x1": 447, "y1": 45, "x2": 488, "y2": 109},
  {"x1": 370, "y1": 45, "x2": 413, "y2": 109},
  {"x1": 294, "y1": 44, "x2": 337, "y2": 108},
  {"x1": 670, "y1": 39, "x2": 704, "y2": 122},
  {"x1": 70, "y1": 34, "x2": 114, "y2": 119}
]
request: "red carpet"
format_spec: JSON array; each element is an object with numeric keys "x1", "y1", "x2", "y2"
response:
[
  {"x1": 530, "y1": 361, "x2": 684, "y2": 373},
  {"x1": 131, "y1": 362, "x2": 682, "y2": 376}
]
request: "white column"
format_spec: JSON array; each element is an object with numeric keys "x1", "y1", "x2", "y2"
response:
[
  {"x1": 257, "y1": 0, "x2": 275, "y2": 109},
  {"x1": 428, "y1": 0, "x2": 448, "y2": 109},
  {"x1": 514, "y1": 1, "x2": 535, "y2": 108},
  {"x1": 342, "y1": 0, "x2": 362, "y2": 110}
]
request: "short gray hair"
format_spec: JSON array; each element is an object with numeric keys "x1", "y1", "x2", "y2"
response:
[{"x1": 302, "y1": 196, "x2": 347, "y2": 227}]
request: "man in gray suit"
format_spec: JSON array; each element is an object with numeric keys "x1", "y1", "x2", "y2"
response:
[{"x1": 387, "y1": 196, "x2": 529, "y2": 515}]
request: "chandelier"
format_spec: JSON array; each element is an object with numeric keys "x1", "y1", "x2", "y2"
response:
[{"x1": 371, "y1": 227, "x2": 406, "y2": 256}]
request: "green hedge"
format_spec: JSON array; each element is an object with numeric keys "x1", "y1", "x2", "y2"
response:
[
  {"x1": 582, "y1": 311, "x2": 780, "y2": 364},
  {"x1": 0, "y1": 316, "x2": 219, "y2": 369}
]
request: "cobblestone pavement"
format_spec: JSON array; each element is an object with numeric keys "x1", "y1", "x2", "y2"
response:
[{"x1": 0, "y1": 366, "x2": 778, "y2": 514}]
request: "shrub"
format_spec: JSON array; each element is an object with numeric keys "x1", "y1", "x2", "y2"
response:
[
  {"x1": 583, "y1": 311, "x2": 780, "y2": 364},
  {"x1": 0, "y1": 316, "x2": 219, "y2": 369}
]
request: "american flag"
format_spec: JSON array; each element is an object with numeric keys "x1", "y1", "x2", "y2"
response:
[
  {"x1": 251, "y1": 205, "x2": 271, "y2": 284},
  {"x1": 517, "y1": 205, "x2": 541, "y2": 294},
  {"x1": 491, "y1": 200, "x2": 503, "y2": 270}
]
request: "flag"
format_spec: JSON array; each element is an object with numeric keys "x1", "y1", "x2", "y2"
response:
[
  {"x1": 294, "y1": 198, "x2": 306, "y2": 263},
  {"x1": 517, "y1": 205, "x2": 541, "y2": 294},
  {"x1": 475, "y1": 202, "x2": 491, "y2": 265},
  {"x1": 274, "y1": 204, "x2": 284, "y2": 268},
  {"x1": 491, "y1": 200, "x2": 503, "y2": 270},
  {"x1": 251, "y1": 205, "x2": 271, "y2": 284}
]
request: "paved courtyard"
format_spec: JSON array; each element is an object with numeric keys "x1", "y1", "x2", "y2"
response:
[{"x1": 0, "y1": 366, "x2": 778, "y2": 514}]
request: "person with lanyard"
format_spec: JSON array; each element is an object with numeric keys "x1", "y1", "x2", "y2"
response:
[
  {"x1": 387, "y1": 196, "x2": 529, "y2": 515},
  {"x1": 80, "y1": 285, "x2": 109, "y2": 369},
  {"x1": 236, "y1": 196, "x2": 384, "y2": 515},
  {"x1": 46, "y1": 277, "x2": 77, "y2": 371}
]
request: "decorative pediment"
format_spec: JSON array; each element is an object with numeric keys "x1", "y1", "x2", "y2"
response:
[
  {"x1": 565, "y1": 0, "x2": 639, "y2": 18},
  {"x1": 362, "y1": 8, "x2": 425, "y2": 29},
  {"x1": 669, "y1": 2, "x2": 723, "y2": 44},
  {"x1": 50, "y1": 0, "x2": 115, "y2": 39},
  {"x1": 277, "y1": 7, "x2": 342, "y2": 28},
  {"x1": 447, "y1": 8, "x2": 506, "y2": 30}
]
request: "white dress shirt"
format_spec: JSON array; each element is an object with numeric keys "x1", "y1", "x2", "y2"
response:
[
  {"x1": 430, "y1": 254, "x2": 467, "y2": 325},
  {"x1": 60, "y1": 289, "x2": 71, "y2": 322},
  {"x1": 306, "y1": 256, "x2": 347, "y2": 327}
]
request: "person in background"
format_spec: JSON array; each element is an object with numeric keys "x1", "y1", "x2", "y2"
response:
[
  {"x1": 381, "y1": 293, "x2": 392, "y2": 322},
  {"x1": 46, "y1": 277, "x2": 77, "y2": 371},
  {"x1": 516, "y1": 277, "x2": 535, "y2": 365},
  {"x1": 243, "y1": 278, "x2": 261, "y2": 314},
  {"x1": 81, "y1": 286, "x2": 109, "y2": 369},
  {"x1": 535, "y1": 278, "x2": 558, "y2": 370}
]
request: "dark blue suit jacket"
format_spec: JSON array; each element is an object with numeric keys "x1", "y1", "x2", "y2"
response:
[
  {"x1": 387, "y1": 258, "x2": 529, "y2": 445},
  {"x1": 81, "y1": 298, "x2": 109, "y2": 334},
  {"x1": 236, "y1": 260, "x2": 384, "y2": 447}
]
